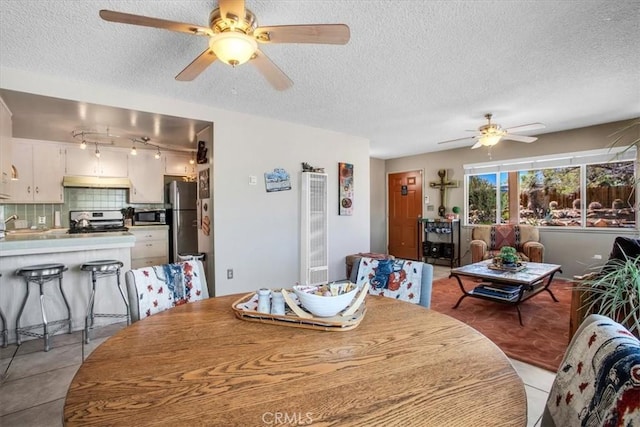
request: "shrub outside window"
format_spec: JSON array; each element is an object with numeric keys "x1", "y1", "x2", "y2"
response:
[{"x1": 464, "y1": 150, "x2": 636, "y2": 229}]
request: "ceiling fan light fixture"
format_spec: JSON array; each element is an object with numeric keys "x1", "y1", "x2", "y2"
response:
[
  {"x1": 479, "y1": 134, "x2": 502, "y2": 147},
  {"x1": 209, "y1": 31, "x2": 257, "y2": 66}
]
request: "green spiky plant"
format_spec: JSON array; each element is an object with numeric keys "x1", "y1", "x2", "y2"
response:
[
  {"x1": 499, "y1": 246, "x2": 518, "y2": 264},
  {"x1": 577, "y1": 252, "x2": 640, "y2": 337}
]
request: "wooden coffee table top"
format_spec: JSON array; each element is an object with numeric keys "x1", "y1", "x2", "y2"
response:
[
  {"x1": 451, "y1": 260, "x2": 562, "y2": 285},
  {"x1": 64, "y1": 294, "x2": 527, "y2": 426}
]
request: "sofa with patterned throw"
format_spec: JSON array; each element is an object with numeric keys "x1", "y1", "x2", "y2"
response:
[{"x1": 470, "y1": 224, "x2": 544, "y2": 263}]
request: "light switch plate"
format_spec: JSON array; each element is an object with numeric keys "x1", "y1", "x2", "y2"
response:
[{"x1": 249, "y1": 175, "x2": 257, "y2": 185}]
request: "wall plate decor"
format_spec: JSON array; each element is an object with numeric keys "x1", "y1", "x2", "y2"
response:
[
  {"x1": 264, "y1": 168, "x2": 291, "y2": 192},
  {"x1": 339, "y1": 162, "x2": 353, "y2": 216}
]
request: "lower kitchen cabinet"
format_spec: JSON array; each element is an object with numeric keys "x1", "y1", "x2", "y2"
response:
[{"x1": 130, "y1": 226, "x2": 169, "y2": 269}]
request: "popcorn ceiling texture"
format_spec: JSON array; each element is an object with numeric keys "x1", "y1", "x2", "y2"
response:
[{"x1": 0, "y1": 0, "x2": 638, "y2": 159}]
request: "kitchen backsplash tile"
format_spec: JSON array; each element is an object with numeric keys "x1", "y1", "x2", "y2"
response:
[{"x1": 1, "y1": 188, "x2": 164, "y2": 229}]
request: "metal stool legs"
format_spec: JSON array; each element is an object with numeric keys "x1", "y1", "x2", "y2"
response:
[
  {"x1": 0, "y1": 273, "x2": 6, "y2": 348},
  {"x1": 0, "y1": 306, "x2": 7, "y2": 348},
  {"x1": 82, "y1": 261, "x2": 130, "y2": 344},
  {"x1": 15, "y1": 264, "x2": 71, "y2": 352}
]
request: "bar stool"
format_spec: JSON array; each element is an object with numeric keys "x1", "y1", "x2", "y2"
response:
[
  {"x1": 15, "y1": 263, "x2": 71, "y2": 352},
  {"x1": 0, "y1": 273, "x2": 7, "y2": 348},
  {"x1": 80, "y1": 260, "x2": 130, "y2": 344}
]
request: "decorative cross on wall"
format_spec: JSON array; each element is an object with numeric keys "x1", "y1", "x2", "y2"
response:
[{"x1": 429, "y1": 169, "x2": 459, "y2": 218}]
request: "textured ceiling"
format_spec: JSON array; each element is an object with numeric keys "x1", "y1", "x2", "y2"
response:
[{"x1": 1, "y1": 0, "x2": 639, "y2": 159}]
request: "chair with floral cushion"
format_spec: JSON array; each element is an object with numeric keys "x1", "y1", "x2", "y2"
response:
[{"x1": 470, "y1": 224, "x2": 544, "y2": 263}]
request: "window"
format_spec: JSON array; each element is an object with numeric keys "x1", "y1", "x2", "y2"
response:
[{"x1": 464, "y1": 149, "x2": 637, "y2": 229}]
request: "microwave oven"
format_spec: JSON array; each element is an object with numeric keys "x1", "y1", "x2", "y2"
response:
[{"x1": 133, "y1": 209, "x2": 166, "y2": 225}]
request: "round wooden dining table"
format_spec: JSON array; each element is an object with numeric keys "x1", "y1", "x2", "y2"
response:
[{"x1": 64, "y1": 294, "x2": 527, "y2": 426}]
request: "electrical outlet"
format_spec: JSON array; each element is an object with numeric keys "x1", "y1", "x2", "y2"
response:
[
  {"x1": 38, "y1": 216, "x2": 46, "y2": 224},
  {"x1": 227, "y1": 269, "x2": 233, "y2": 279},
  {"x1": 592, "y1": 254, "x2": 602, "y2": 260}
]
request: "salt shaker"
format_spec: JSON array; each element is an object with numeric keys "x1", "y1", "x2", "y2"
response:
[
  {"x1": 257, "y1": 288, "x2": 271, "y2": 313},
  {"x1": 271, "y1": 290, "x2": 285, "y2": 315}
]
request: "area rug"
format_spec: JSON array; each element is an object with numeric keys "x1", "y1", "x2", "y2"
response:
[{"x1": 430, "y1": 276, "x2": 573, "y2": 372}]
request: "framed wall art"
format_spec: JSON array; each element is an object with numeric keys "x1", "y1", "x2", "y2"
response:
[
  {"x1": 339, "y1": 162, "x2": 353, "y2": 216},
  {"x1": 199, "y1": 168, "x2": 210, "y2": 199}
]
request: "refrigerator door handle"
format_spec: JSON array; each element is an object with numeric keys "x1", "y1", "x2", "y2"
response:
[{"x1": 175, "y1": 187, "x2": 181, "y2": 211}]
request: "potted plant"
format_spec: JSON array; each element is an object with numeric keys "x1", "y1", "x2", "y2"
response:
[
  {"x1": 452, "y1": 206, "x2": 461, "y2": 219},
  {"x1": 576, "y1": 249, "x2": 640, "y2": 337},
  {"x1": 497, "y1": 246, "x2": 518, "y2": 267}
]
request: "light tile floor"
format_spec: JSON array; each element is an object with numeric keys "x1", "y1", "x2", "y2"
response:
[{"x1": 1, "y1": 267, "x2": 556, "y2": 426}]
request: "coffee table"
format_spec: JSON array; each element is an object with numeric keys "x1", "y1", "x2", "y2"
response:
[{"x1": 449, "y1": 260, "x2": 562, "y2": 326}]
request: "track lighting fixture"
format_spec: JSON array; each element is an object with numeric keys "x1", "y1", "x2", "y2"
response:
[
  {"x1": 80, "y1": 139, "x2": 87, "y2": 150},
  {"x1": 154, "y1": 148, "x2": 161, "y2": 160},
  {"x1": 94, "y1": 143, "x2": 101, "y2": 158}
]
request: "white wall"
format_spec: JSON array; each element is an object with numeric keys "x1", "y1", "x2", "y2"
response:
[
  {"x1": 369, "y1": 157, "x2": 386, "y2": 253},
  {"x1": 1, "y1": 67, "x2": 370, "y2": 295}
]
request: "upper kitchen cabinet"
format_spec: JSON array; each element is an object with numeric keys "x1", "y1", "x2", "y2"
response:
[
  {"x1": 9, "y1": 138, "x2": 64, "y2": 203},
  {"x1": 165, "y1": 152, "x2": 196, "y2": 178},
  {"x1": 0, "y1": 97, "x2": 13, "y2": 199},
  {"x1": 65, "y1": 145, "x2": 128, "y2": 177},
  {"x1": 128, "y1": 150, "x2": 164, "y2": 203}
]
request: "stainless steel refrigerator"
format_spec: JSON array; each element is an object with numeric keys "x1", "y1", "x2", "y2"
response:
[{"x1": 167, "y1": 181, "x2": 198, "y2": 262}]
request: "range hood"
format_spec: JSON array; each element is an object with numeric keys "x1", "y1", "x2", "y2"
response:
[{"x1": 62, "y1": 176, "x2": 131, "y2": 189}]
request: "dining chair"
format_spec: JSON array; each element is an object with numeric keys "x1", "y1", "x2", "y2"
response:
[
  {"x1": 541, "y1": 313, "x2": 640, "y2": 426},
  {"x1": 349, "y1": 257, "x2": 433, "y2": 308},
  {"x1": 125, "y1": 260, "x2": 209, "y2": 322}
]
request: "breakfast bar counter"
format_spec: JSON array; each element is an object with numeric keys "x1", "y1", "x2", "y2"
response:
[{"x1": 0, "y1": 231, "x2": 135, "y2": 344}]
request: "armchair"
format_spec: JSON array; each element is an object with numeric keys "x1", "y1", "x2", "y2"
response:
[{"x1": 470, "y1": 224, "x2": 544, "y2": 263}]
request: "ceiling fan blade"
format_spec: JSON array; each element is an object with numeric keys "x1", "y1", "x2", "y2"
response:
[
  {"x1": 471, "y1": 141, "x2": 483, "y2": 149},
  {"x1": 219, "y1": 0, "x2": 245, "y2": 21},
  {"x1": 254, "y1": 24, "x2": 350, "y2": 44},
  {"x1": 504, "y1": 122, "x2": 546, "y2": 133},
  {"x1": 437, "y1": 136, "x2": 476, "y2": 145},
  {"x1": 251, "y1": 50, "x2": 293, "y2": 91},
  {"x1": 175, "y1": 49, "x2": 218, "y2": 81},
  {"x1": 99, "y1": 10, "x2": 212, "y2": 36},
  {"x1": 502, "y1": 134, "x2": 538, "y2": 143}
]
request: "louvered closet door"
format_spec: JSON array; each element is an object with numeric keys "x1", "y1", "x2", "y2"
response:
[{"x1": 301, "y1": 172, "x2": 328, "y2": 285}]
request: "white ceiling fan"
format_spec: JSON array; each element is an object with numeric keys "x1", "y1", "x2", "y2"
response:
[
  {"x1": 99, "y1": 0, "x2": 350, "y2": 91},
  {"x1": 438, "y1": 113, "x2": 546, "y2": 149}
]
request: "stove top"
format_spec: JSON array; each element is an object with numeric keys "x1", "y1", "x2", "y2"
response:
[
  {"x1": 69, "y1": 210, "x2": 128, "y2": 234},
  {"x1": 68, "y1": 225, "x2": 129, "y2": 234}
]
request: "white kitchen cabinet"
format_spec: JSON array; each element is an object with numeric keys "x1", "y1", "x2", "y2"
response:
[
  {"x1": 9, "y1": 139, "x2": 64, "y2": 203},
  {"x1": 165, "y1": 152, "x2": 196, "y2": 178},
  {"x1": 130, "y1": 227, "x2": 169, "y2": 269},
  {"x1": 65, "y1": 145, "x2": 128, "y2": 177},
  {"x1": 0, "y1": 97, "x2": 12, "y2": 199},
  {"x1": 128, "y1": 150, "x2": 165, "y2": 203}
]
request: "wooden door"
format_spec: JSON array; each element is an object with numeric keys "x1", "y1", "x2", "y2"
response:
[{"x1": 388, "y1": 170, "x2": 423, "y2": 260}]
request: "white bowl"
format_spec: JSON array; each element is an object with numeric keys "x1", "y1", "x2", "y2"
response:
[{"x1": 293, "y1": 284, "x2": 358, "y2": 317}]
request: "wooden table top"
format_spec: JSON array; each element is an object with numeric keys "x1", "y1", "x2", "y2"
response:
[{"x1": 64, "y1": 294, "x2": 527, "y2": 426}]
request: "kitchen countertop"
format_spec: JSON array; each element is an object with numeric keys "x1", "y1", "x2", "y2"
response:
[{"x1": 0, "y1": 229, "x2": 135, "y2": 256}]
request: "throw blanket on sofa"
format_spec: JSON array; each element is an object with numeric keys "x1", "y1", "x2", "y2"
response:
[
  {"x1": 546, "y1": 317, "x2": 640, "y2": 426},
  {"x1": 131, "y1": 260, "x2": 205, "y2": 318},
  {"x1": 355, "y1": 257, "x2": 421, "y2": 304}
]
